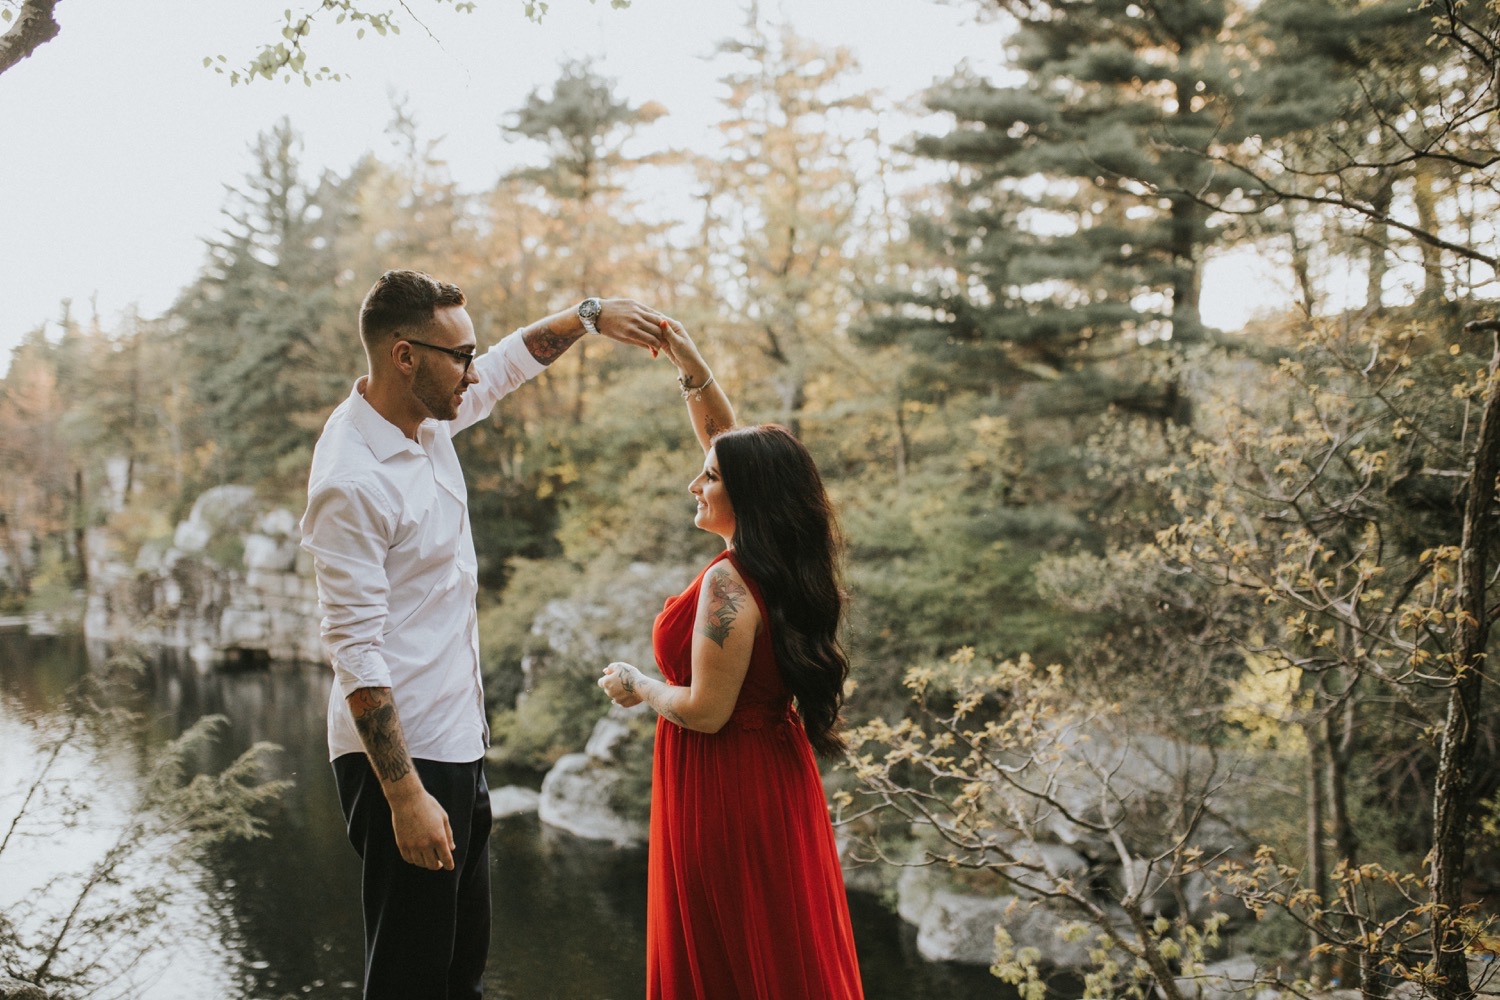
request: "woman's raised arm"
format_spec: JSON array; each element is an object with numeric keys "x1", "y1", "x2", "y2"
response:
[{"x1": 659, "y1": 318, "x2": 735, "y2": 454}]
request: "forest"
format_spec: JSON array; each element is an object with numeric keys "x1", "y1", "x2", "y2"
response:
[{"x1": 1, "y1": 0, "x2": 1498, "y2": 997}]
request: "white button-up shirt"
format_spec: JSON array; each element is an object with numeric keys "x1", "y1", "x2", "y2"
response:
[{"x1": 300, "y1": 330, "x2": 547, "y2": 763}]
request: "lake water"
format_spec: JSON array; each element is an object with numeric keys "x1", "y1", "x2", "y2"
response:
[{"x1": 0, "y1": 632, "x2": 1005, "y2": 1000}]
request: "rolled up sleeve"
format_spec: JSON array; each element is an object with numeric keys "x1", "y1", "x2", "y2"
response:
[{"x1": 301, "y1": 479, "x2": 396, "y2": 699}]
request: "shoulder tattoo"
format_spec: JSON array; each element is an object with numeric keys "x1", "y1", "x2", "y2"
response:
[{"x1": 700, "y1": 568, "x2": 748, "y2": 648}]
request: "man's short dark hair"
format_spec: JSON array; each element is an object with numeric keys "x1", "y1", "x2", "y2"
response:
[{"x1": 359, "y1": 270, "x2": 467, "y2": 349}]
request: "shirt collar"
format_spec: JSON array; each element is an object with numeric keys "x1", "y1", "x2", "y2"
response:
[{"x1": 347, "y1": 378, "x2": 424, "y2": 462}]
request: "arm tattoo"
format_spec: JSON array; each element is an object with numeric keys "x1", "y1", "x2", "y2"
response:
[
  {"x1": 704, "y1": 416, "x2": 721, "y2": 439},
  {"x1": 349, "y1": 688, "x2": 412, "y2": 784},
  {"x1": 524, "y1": 321, "x2": 576, "y2": 365},
  {"x1": 624, "y1": 666, "x2": 687, "y2": 727},
  {"x1": 700, "y1": 570, "x2": 747, "y2": 648},
  {"x1": 649, "y1": 683, "x2": 689, "y2": 727}
]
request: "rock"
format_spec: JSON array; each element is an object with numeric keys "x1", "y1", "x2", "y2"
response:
[
  {"x1": 0, "y1": 977, "x2": 54, "y2": 1000},
  {"x1": 172, "y1": 484, "x2": 256, "y2": 554},
  {"x1": 538, "y1": 751, "x2": 647, "y2": 847},
  {"x1": 894, "y1": 866, "x2": 1093, "y2": 968},
  {"x1": 840, "y1": 859, "x2": 895, "y2": 897},
  {"x1": 1174, "y1": 955, "x2": 1261, "y2": 1000},
  {"x1": 244, "y1": 533, "x2": 298, "y2": 572},
  {"x1": 1030, "y1": 720, "x2": 1249, "y2": 855},
  {"x1": 85, "y1": 488, "x2": 322, "y2": 665},
  {"x1": 255, "y1": 508, "x2": 298, "y2": 537},
  {"x1": 1473, "y1": 956, "x2": 1500, "y2": 997},
  {"x1": 523, "y1": 561, "x2": 691, "y2": 692},
  {"x1": 490, "y1": 785, "x2": 541, "y2": 818},
  {"x1": 536, "y1": 709, "x2": 651, "y2": 846},
  {"x1": 584, "y1": 712, "x2": 635, "y2": 761}
]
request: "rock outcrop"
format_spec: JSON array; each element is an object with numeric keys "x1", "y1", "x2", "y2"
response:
[
  {"x1": 538, "y1": 707, "x2": 649, "y2": 847},
  {"x1": 0, "y1": 977, "x2": 54, "y2": 1000},
  {"x1": 85, "y1": 486, "x2": 321, "y2": 666}
]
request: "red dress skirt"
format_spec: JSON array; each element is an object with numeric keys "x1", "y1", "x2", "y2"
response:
[{"x1": 646, "y1": 549, "x2": 865, "y2": 1000}]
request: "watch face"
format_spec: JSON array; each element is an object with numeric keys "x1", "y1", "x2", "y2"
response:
[{"x1": 579, "y1": 297, "x2": 602, "y2": 321}]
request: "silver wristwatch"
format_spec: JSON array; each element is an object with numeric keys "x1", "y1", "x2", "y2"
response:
[{"x1": 578, "y1": 297, "x2": 603, "y2": 336}]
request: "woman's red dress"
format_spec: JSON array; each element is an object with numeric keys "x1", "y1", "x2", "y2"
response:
[{"x1": 646, "y1": 549, "x2": 865, "y2": 1000}]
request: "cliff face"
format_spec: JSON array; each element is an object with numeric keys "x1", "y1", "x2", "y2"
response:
[{"x1": 85, "y1": 486, "x2": 321, "y2": 667}]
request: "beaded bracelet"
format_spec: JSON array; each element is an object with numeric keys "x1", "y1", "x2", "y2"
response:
[{"x1": 678, "y1": 372, "x2": 715, "y2": 402}]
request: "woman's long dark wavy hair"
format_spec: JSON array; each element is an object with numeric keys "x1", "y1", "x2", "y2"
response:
[{"x1": 714, "y1": 424, "x2": 849, "y2": 757}]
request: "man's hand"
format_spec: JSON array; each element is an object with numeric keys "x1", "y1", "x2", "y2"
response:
[
  {"x1": 595, "y1": 298, "x2": 667, "y2": 353},
  {"x1": 386, "y1": 773, "x2": 456, "y2": 871},
  {"x1": 347, "y1": 686, "x2": 454, "y2": 870},
  {"x1": 523, "y1": 298, "x2": 665, "y2": 365}
]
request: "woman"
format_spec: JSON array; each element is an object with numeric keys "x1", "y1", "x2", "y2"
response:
[{"x1": 598, "y1": 319, "x2": 864, "y2": 1000}]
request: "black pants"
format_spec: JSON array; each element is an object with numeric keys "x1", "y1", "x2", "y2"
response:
[{"x1": 333, "y1": 753, "x2": 493, "y2": 1000}]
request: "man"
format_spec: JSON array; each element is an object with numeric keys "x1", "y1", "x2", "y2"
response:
[{"x1": 300, "y1": 269, "x2": 663, "y2": 999}]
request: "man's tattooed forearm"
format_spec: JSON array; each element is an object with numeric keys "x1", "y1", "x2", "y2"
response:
[
  {"x1": 700, "y1": 571, "x2": 747, "y2": 648},
  {"x1": 349, "y1": 689, "x2": 412, "y2": 784},
  {"x1": 524, "y1": 322, "x2": 576, "y2": 365}
]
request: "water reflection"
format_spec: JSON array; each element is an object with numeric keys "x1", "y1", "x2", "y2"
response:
[{"x1": 0, "y1": 633, "x2": 1005, "y2": 1000}]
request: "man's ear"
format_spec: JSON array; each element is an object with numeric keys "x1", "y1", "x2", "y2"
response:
[{"x1": 390, "y1": 338, "x2": 416, "y2": 375}]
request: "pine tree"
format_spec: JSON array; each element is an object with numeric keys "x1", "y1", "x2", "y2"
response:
[
  {"x1": 876, "y1": 0, "x2": 1265, "y2": 421},
  {"x1": 172, "y1": 119, "x2": 351, "y2": 497}
]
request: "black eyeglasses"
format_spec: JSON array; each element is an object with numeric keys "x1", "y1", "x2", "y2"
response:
[{"x1": 404, "y1": 338, "x2": 477, "y2": 375}]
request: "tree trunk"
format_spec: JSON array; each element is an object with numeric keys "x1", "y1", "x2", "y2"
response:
[
  {"x1": 1289, "y1": 218, "x2": 1318, "y2": 317},
  {"x1": 72, "y1": 467, "x2": 87, "y2": 588},
  {"x1": 1305, "y1": 721, "x2": 1333, "y2": 984},
  {"x1": 1427, "y1": 322, "x2": 1500, "y2": 999},
  {"x1": 1365, "y1": 178, "x2": 1393, "y2": 313},
  {"x1": 893, "y1": 398, "x2": 908, "y2": 483},
  {"x1": 0, "y1": 0, "x2": 61, "y2": 77},
  {"x1": 1412, "y1": 164, "x2": 1447, "y2": 310},
  {"x1": 1168, "y1": 191, "x2": 1203, "y2": 344}
]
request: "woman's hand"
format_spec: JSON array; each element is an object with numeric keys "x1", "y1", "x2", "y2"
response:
[
  {"x1": 657, "y1": 318, "x2": 707, "y2": 377},
  {"x1": 598, "y1": 661, "x2": 646, "y2": 708}
]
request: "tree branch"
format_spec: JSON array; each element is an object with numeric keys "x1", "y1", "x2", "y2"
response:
[{"x1": 0, "y1": 0, "x2": 61, "y2": 77}]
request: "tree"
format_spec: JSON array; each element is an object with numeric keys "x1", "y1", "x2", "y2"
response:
[
  {"x1": 688, "y1": 21, "x2": 876, "y2": 432},
  {"x1": 0, "y1": 0, "x2": 57, "y2": 77},
  {"x1": 848, "y1": 648, "x2": 1239, "y2": 1000},
  {"x1": 0, "y1": 649, "x2": 288, "y2": 996},
  {"x1": 871, "y1": 0, "x2": 1258, "y2": 420},
  {"x1": 1036, "y1": 311, "x2": 1499, "y2": 997},
  {"x1": 1207, "y1": 0, "x2": 1500, "y2": 310},
  {"x1": 0, "y1": 0, "x2": 633, "y2": 83},
  {"x1": 172, "y1": 118, "x2": 351, "y2": 498},
  {"x1": 0, "y1": 328, "x2": 72, "y2": 601},
  {"x1": 497, "y1": 59, "x2": 668, "y2": 425}
]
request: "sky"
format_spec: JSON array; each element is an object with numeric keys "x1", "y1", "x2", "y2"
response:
[{"x1": 0, "y1": 0, "x2": 1290, "y2": 375}]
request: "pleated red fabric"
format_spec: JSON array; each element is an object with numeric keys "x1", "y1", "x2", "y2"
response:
[{"x1": 645, "y1": 549, "x2": 865, "y2": 1000}]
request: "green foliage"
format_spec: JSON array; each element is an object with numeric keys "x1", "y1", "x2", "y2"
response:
[
  {"x1": 216, "y1": 2, "x2": 633, "y2": 86},
  {"x1": 172, "y1": 119, "x2": 352, "y2": 500},
  {"x1": 488, "y1": 669, "x2": 598, "y2": 769},
  {"x1": 847, "y1": 647, "x2": 1241, "y2": 1000},
  {"x1": 5, "y1": 15, "x2": 1498, "y2": 995},
  {"x1": 479, "y1": 556, "x2": 582, "y2": 719},
  {"x1": 21, "y1": 546, "x2": 85, "y2": 626}
]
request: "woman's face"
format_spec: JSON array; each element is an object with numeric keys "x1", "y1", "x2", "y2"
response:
[{"x1": 689, "y1": 447, "x2": 736, "y2": 541}]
